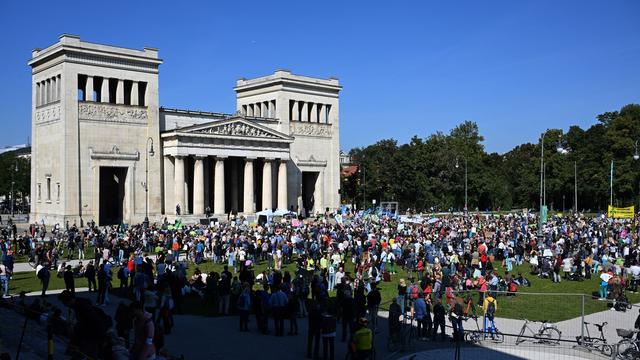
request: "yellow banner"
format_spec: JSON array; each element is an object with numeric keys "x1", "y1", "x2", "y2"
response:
[{"x1": 608, "y1": 205, "x2": 635, "y2": 219}]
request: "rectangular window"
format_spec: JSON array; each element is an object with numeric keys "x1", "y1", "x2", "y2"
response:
[
  {"x1": 46, "y1": 177, "x2": 51, "y2": 201},
  {"x1": 56, "y1": 182, "x2": 61, "y2": 202},
  {"x1": 138, "y1": 81, "x2": 147, "y2": 106},
  {"x1": 37, "y1": 183, "x2": 42, "y2": 201},
  {"x1": 77, "y1": 74, "x2": 87, "y2": 101},
  {"x1": 325, "y1": 105, "x2": 331, "y2": 124},
  {"x1": 109, "y1": 78, "x2": 118, "y2": 103},
  {"x1": 124, "y1": 80, "x2": 132, "y2": 105}
]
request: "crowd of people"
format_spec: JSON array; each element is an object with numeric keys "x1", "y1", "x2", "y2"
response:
[{"x1": 1, "y1": 209, "x2": 640, "y2": 359}]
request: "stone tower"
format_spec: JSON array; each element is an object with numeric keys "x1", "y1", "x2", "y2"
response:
[{"x1": 29, "y1": 35, "x2": 163, "y2": 225}]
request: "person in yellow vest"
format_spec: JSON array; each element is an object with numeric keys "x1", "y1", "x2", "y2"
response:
[
  {"x1": 349, "y1": 317, "x2": 372, "y2": 359},
  {"x1": 307, "y1": 257, "x2": 315, "y2": 272},
  {"x1": 320, "y1": 255, "x2": 328, "y2": 271}
]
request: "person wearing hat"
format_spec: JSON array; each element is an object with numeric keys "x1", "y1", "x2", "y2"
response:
[{"x1": 63, "y1": 264, "x2": 75, "y2": 294}]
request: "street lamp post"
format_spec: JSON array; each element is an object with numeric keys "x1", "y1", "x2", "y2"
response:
[
  {"x1": 539, "y1": 131, "x2": 565, "y2": 238},
  {"x1": 10, "y1": 160, "x2": 17, "y2": 216},
  {"x1": 455, "y1": 156, "x2": 468, "y2": 213},
  {"x1": 633, "y1": 140, "x2": 640, "y2": 209},
  {"x1": 142, "y1": 137, "x2": 155, "y2": 228}
]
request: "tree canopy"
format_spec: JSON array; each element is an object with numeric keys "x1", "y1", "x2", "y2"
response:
[{"x1": 342, "y1": 104, "x2": 640, "y2": 213}]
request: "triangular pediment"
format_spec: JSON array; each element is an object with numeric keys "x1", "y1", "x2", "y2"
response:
[{"x1": 178, "y1": 117, "x2": 292, "y2": 141}]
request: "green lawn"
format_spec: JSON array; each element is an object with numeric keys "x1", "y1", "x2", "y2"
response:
[{"x1": 9, "y1": 256, "x2": 636, "y2": 322}]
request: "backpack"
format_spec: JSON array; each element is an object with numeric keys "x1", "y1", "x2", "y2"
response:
[
  {"x1": 486, "y1": 299, "x2": 496, "y2": 318},
  {"x1": 409, "y1": 285, "x2": 419, "y2": 300}
]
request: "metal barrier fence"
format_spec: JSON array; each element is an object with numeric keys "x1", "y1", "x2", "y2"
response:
[{"x1": 377, "y1": 290, "x2": 639, "y2": 360}]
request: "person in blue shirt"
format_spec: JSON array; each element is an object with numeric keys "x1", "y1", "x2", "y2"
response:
[{"x1": 413, "y1": 292, "x2": 428, "y2": 340}]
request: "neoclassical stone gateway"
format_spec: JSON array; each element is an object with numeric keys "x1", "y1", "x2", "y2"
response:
[{"x1": 29, "y1": 35, "x2": 341, "y2": 225}]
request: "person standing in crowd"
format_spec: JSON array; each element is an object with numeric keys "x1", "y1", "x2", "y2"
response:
[
  {"x1": 37, "y1": 262, "x2": 50, "y2": 297},
  {"x1": 270, "y1": 283, "x2": 289, "y2": 336},
  {"x1": 130, "y1": 301, "x2": 156, "y2": 360},
  {"x1": 321, "y1": 308, "x2": 337, "y2": 360},
  {"x1": 366, "y1": 283, "x2": 381, "y2": 332},
  {"x1": 237, "y1": 282, "x2": 252, "y2": 332},
  {"x1": 432, "y1": 298, "x2": 446, "y2": 341},
  {"x1": 85, "y1": 260, "x2": 96, "y2": 292},
  {"x1": 483, "y1": 292, "x2": 498, "y2": 338},
  {"x1": 307, "y1": 302, "x2": 322, "y2": 359},
  {"x1": 413, "y1": 291, "x2": 428, "y2": 340},
  {"x1": 63, "y1": 264, "x2": 75, "y2": 294}
]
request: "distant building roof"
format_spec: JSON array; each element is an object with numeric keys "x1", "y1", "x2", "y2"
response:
[
  {"x1": 0, "y1": 144, "x2": 31, "y2": 157},
  {"x1": 341, "y1": 164, "x2": 358, "y2": 177}
]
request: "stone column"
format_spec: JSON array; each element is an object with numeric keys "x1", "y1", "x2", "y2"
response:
[
  {"x1": 319, "y1": 104, "x2": 326, "y2": 123},
  {"x1": 85, "y1": 76, "x2": 94, "y2": 101},
  {"x1": 193, "y1": 156, "x2": 205, "y2": 215},
  {"x1": 163, "y1": 156, "x2": 175, "y2": 214},
  {"x1": 291, "y1": 101, "x2": 299, "y2": 121},
  {"x1": 131, "y1": 81, "x2": 139, "y2": 106},
  {"x1": 174, "y1": 156, "x2": 185, "y2": 215},
  {"x1": 243, "y1": 158, "x2": 255, "y2": 213},
  {"x1": 51, "y1": 77, "x2": 57, "y2": 102},
  {"x1": 231, "y1": 158, "x2": 239, "y2": 211},
  {"x1": 101, "y1": 78, "x2": 109, "y2": 102},
  {"x1": 116, "y1": 79, "x2": 124, "y2": 104},
  {"x1": 214, "y1": 157, "x2": 226, "y2": 214},
  {"x1": 314, "y1": 172, "x2": 324, "y2": 214},
  {"x1": 310, "y1": 103, "x2": 318, "y2": 122},
  {"x1": 261, "y1": 102, "x2": 267, "y2": 117},
  {"x1": 262, "y1": 159, "x2": 272, "y2": 211},
  {"x1": 267, "y1": 101, "x2": 274, "y2": 118},
  {"x1": 277, "y1": 160, "x2": 288, "y2": 210},
  {"x1": 247, "y1": 104, "x2": 254, "y2": 116},
  {"x1": 301, "y1": 102, "x2": 309, "y2": 122}
]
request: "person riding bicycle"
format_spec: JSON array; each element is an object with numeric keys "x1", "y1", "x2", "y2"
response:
[{"x1": 349, "y1": 317, "x2": 373, "y2": 359}]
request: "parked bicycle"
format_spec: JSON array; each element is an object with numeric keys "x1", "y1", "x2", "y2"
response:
[
  {"x1": 464, "y1": 316, "x2": 505, "y2": 344},
  {"x1": 515, "y1": 319, "x2": 561, "y2": 345},
  {"x1": 573, "y1": 321, "x2": 612, "y2": 357},
  {"x1": 614, "y1": 328, "x2": 640, "y2": 360}
]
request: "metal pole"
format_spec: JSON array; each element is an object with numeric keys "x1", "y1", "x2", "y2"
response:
[
  {"x1": 539, "y1": 132, "x2": 545, "y2": 237},
  {"x1": 543, "y1": 163, "x2": 546, "y2": 207},
  {"x1": 574, "y1": 161, "x2": 578, "y2": 213},
  {"x1": 610, "y1": 160, "x2": 614, "y2": 206},
  {"x1": 363, "y1": 166, "x2": 366, "y2": 210},
  {"x1": 10, "y1": 160, "x2": 16, "y2": 216},
  {"x1": 15, "y1": 316, "x2": 28, "y2": 360},
  {"x1": 581, "y1": 294, "x2": 585, "y2": 340},
  {"x1": 464, "y1": 157, "x2": 468, "y2": 212}
]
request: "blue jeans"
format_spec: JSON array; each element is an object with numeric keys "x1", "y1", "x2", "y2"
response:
[
  {"x1": 484, "y1": 315, "x2": 496, "y2": 336},
  {"x1": 600, "y1": 283, "x2": 608, "y2": 299},
  {"x1": 397, "y1": 295, "x2": 405, "y2": 314},
  {"x1": 451, "y1": 317, "x2": 464, "y2": 340},
  {"x1": 0, "y1": 275, "x2": 8, "y2": 296},
  {"x1": 328, "y1": 273, "x2": 336, "y2": 291}
]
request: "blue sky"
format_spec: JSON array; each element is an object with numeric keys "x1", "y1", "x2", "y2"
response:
[{"x1": 1, "y1": 1, "x2": 639, "y2": 153}]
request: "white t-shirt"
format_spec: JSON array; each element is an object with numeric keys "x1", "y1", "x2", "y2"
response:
[{"x1": 600, "y1": 273, "x2": 612, "y2": 283}]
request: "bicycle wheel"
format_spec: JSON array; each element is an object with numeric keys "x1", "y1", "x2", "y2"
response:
[
  {"x1": 616, "y1": 339, "x2": 639, "y2": 360},
  {"x1": 600, "y1": 343, "x2": 613, "y2": 358},
  {"x1": 464, "y1": 331, "x2": 479, "y2": 343},
  {"x1": 538, "y1": 328, "x2": 561, "y2": 345},
  {"x1": 515, "y1": 326, "x2": 526, "y2": 345}
]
